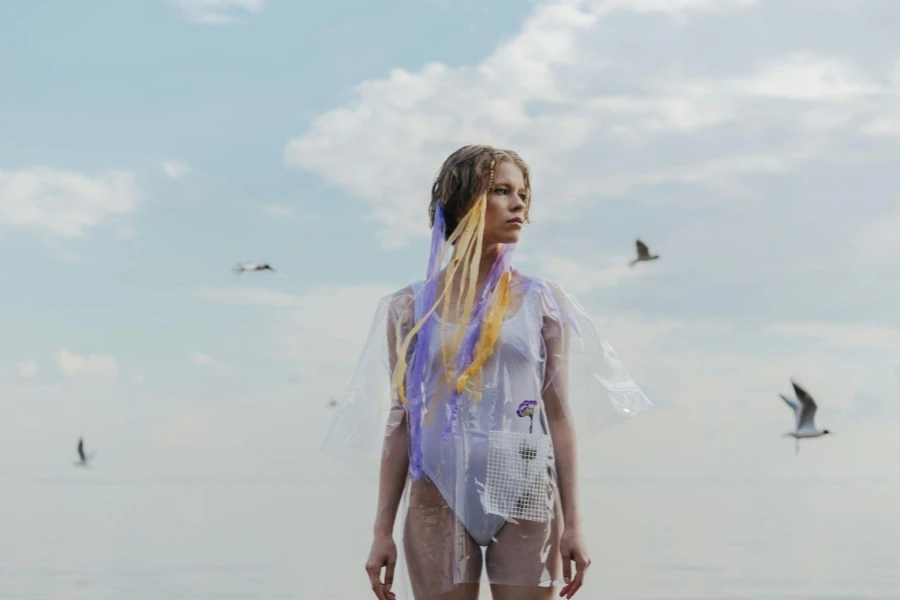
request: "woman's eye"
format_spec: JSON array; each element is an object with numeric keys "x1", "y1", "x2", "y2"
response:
[{"x1": 494, "y1": 188, "x2": 507, "y2": 194}]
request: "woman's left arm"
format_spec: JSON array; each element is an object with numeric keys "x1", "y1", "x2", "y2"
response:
[{"x1": 542, "y1": 313, "x2": 591, "y2": 599}]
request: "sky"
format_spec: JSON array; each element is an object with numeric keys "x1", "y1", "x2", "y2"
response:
[{"x1": 1, "y1": 0, "x2": 900, "y2": 596}]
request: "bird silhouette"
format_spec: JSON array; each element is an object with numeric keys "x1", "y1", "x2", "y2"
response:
[
  {"x1": 629, "y1": 239, "x2": 659, "y2": 267},
  {"x1": 74, "y1": 437, "x2": 96, "y2": 467},
  {"x1": 233, "y1": 262, "x2": 276, "y2": 274}
]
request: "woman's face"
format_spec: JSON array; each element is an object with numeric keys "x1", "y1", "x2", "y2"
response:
[{"x1": 482, "y1": 160, "x2": 528, "y2": 246}]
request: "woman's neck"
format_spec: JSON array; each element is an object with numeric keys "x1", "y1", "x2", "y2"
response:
[
  {"x1": 476, "y1": 243, "x2": 503, "y2": 285},
  {"x1": 441, "y1": 243, "x2": 504, "y2": 294}
]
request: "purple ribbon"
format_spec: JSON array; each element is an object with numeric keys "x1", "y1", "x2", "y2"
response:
[
  {"x1": 403, "y1": 202, "x2": 513, "y2": 480},
  {"x1": 403, "y1": 203, "x2": 445, "y2": 480}
]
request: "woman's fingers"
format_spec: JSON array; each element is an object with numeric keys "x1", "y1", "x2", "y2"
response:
[
  {"x1": 365, "y1": 561, "x2": 388, "y2": 600},
  {"x1": 559, "y1": 553, "x2": 590, "y2": 598},
  {"x1": 384, "y1": 556, "x2": 396, "y2": 591}
]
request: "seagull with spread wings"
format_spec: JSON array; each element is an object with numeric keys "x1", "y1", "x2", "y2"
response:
[
  {"x1": 779, "y1": 380, "x2": 832, "y2": 454},
  {"x1": 233, "y1": 262, "x2": 276, "y2": 274}
]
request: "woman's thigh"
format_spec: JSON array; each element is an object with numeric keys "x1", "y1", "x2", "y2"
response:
[
  {"x1": 483, "y1": 496, "x2": 562, "y2": 597},
  {"x1": 403, "y1": 478, "x2": 482, "y2": 600}
]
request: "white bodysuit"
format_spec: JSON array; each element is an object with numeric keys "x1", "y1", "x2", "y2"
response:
[{"x1": 411, "y1": 278, "x2": 552, "y2": 546}]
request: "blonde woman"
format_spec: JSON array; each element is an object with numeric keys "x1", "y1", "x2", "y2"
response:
[{"x1": 323, "y1": 145, "x2": 652, "y2": 600}]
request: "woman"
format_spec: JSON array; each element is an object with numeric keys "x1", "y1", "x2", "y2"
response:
[{"x1": 322, "y1": 145, "x2": 652, "y2": 600}]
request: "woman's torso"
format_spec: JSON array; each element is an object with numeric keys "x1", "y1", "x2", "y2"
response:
[{"x1": 411, "y1": 274, "x2": 549, "y2": 495}]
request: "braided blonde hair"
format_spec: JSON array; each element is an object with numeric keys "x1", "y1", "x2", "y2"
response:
[{"x1": 429, "y1": 145, "x2": 532, "y2": 240}]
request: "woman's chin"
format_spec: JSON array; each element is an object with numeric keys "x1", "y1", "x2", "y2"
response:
[
  {"x1": 483, "y1": 231, "x2": 521, "y2": 246},
  {"x1": 495, "y1": 233, "x2": 521, "y2": 245}
]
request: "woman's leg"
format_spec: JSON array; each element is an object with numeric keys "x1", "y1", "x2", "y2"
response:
[
  {"x1": 484, "y1": 498, "x2": 563, "y2": 600},
  {"x1": 403, "y1": 477, "x2": 482, "y2": 600}
]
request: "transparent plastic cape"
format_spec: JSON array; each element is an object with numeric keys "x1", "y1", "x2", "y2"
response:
[
  {"x1": 321, "y1": 273, "x2": 652, "y2": 598},
  {"x1": 323, "y1": 172, "x2": 650, "y2": 599}
]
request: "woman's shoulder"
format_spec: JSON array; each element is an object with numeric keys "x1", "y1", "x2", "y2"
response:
[
  {"x1": 509, "y1": 269, "x2": 566, "y2": 296},
  {"x1": 379, "y1": 281, "x2": 422, "y2": 313},
  {"x1": 509, "y1": 270, "x2": 582, "y2": 323}
]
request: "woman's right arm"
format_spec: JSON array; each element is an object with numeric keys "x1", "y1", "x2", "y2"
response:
[
  {"x1": 371, "y1": 409, "x2": 410, "y2": 537},
  {"x1": 365, "y1": 297, "x2": 412, "y2": 599},
  {"x1": 373, "y1": 296, "x2": 411, "y2": 534}
]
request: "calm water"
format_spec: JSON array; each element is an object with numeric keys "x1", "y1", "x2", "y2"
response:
[{"x1": 2, "y1": 476, "x2": 899, "y2": 599}]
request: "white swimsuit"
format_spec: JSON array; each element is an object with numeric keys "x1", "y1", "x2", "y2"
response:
[{"x1": 411, "y1": 279, "x2": 550, "y2": 546}]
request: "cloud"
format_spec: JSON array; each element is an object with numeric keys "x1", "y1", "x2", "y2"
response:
[
  {"x1": 189, "y1": 352, "x2": 233, "y2": 376},
  {"x1": 16, "y1": 360, "x2": 39, "y2": 380},
  {"x1": 725, "y1": 53, "x2": 878, "y2": 102},
  {"x1": 194, "y1": 286, "x2": 298, "y2": 307},
  {"x1": 284, "y1": 0, "x2": 900, "y2": 250},
  {"x1": 160, "y1": 160, "x2": 191, "y2": 179},
  {"x1": 55, "y1": 349, "x2": 118, "y2": 380},
  {"x1": 0, "y1": 167, "x2": 143, "y2": 241},
  {"x1": 518, "y1": 252, "x2": 641, "y2": 294},
  {"x1": 594, "y1": 0, "x2": 760, "y2": 16},
  {"x1": 169, "y1": 0, "x2": 267, "y2": 25}
]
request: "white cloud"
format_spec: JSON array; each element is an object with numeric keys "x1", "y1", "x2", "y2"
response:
[
  {"x1": 284, "y1": 2, "x2": 605, "y2": 247},
  {"x1": 16, "y1": 360, "x2": 39, "y2": 379},
  {"x1": 284, "y1": 0, "x2": 897, "y2": 248},
  {"x1": 170, "y1": 0, "x2": 267, "y2": 25},
  {"x1": 194, "y1": 286, "x2": 298, "y2": 307},
  {"x1": 160, "y1": 160, "x2": 191, "y2": 179},
  {"x1": 519, "y1": 252, "x2": 641, "y2": 294},
  {"x1": 0, "y1": 167, "x2": 142, "y2": 240},
  {"x1": 725, "y1": 53, "x2": 879, "y2": 101},
  {"x1": 594, "y1": 0, "x2": 759, "y2": 16},
  {"x1": 261, "y1": 204, "x2": 293, "y2": 217},
  {"x1": 558, "y1": 144, "x2": 822, "y2": 203},
  {"x1": 55, "y1": 349, "x2": 118, "y2": 380},
  {"x1": 189, "y1": 352, "x2": 233, "y2": 376}
]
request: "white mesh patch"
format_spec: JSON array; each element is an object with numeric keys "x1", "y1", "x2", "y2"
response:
[{"x1": 482, "y1": 430, "x2": 553, "y2": 523}]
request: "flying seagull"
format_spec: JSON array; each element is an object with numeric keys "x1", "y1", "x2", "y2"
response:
[
  {"x1": 779, "y1": 380, "x2": 832, "y2": 454},
  {"x1": 629, "y1": 239, "x2": 659, "y2": 267},
  {"x1": 233, "y1": 262, "x2": 276, "y2": 274},
  {"x1": 74, "y1": 437, "x2": 96, "y2": 467}
]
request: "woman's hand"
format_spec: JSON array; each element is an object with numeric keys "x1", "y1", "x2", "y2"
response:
[
  {"x1": 365, "y1": 533, "x2": 398, "y2": 600},
  {"x1": 559, "y1": 527, "x2": 591, "y2": 598}
]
